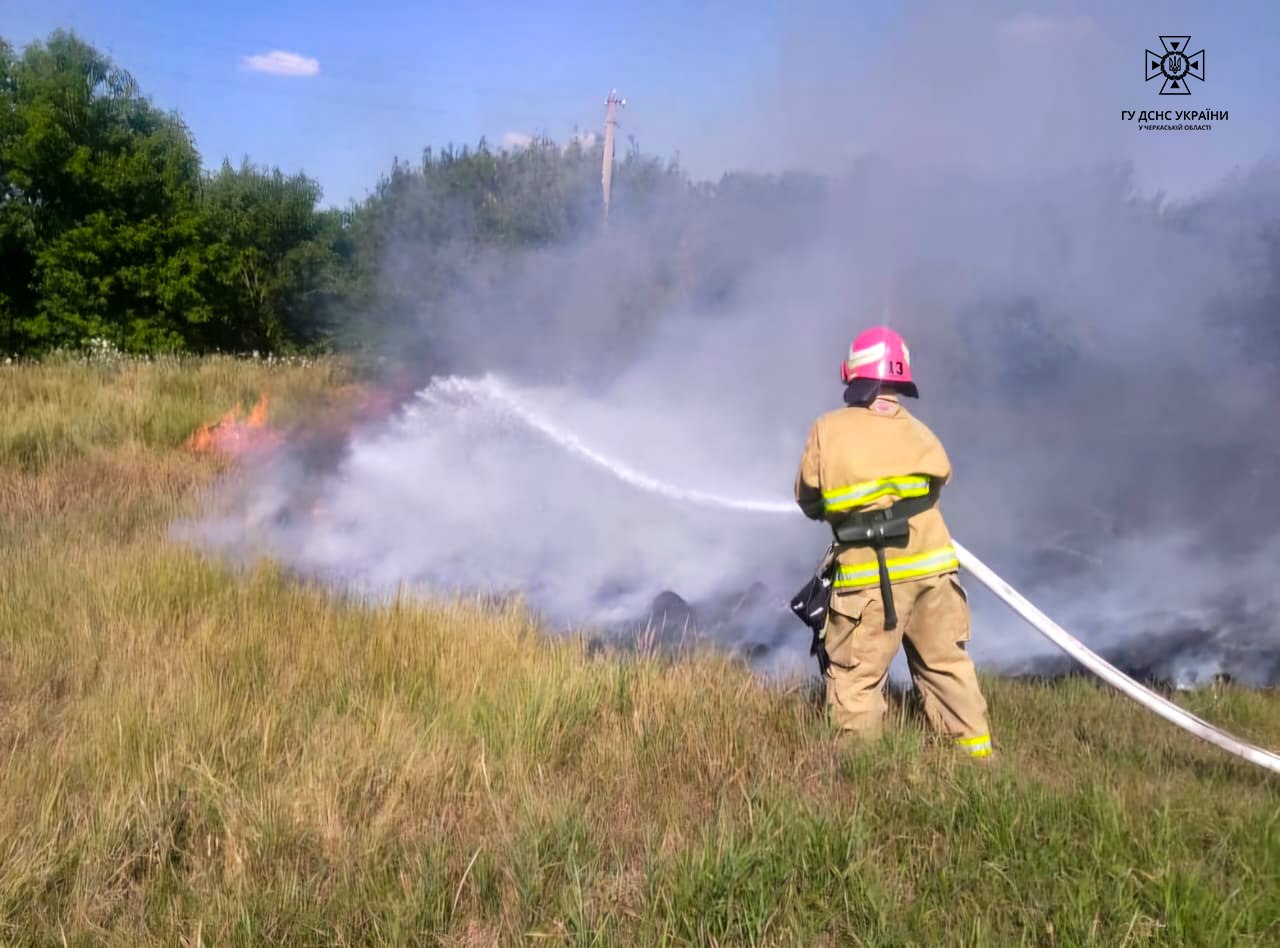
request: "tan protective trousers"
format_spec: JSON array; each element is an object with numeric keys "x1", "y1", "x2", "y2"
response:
[{"x1": 822, "y1": 571, "x2": 992, "y2": 756}]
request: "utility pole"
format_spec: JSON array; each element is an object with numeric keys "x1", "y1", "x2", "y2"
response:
[{"x1": 602, "y1": 88, "x2": 625, "y2": 226}]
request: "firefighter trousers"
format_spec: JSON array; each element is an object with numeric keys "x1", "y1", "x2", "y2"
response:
[{"x1": 822, "y1": 571, "x2": 992, "y2": 756}]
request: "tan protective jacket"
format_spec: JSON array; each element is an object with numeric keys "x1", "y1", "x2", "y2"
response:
[{"x1": 794, "y1": 395, "x2": 957, "y2": 590}]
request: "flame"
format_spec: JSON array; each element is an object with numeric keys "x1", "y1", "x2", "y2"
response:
[
  {"x1": 185, "y1": 425, "x2": 214, "y2": 454},
  {"x1": 246, "y1": 394, "x2": 269, "y2": 428},
  {"x1": 186, "y1": 394, "x2": 274, "y2": 457}
]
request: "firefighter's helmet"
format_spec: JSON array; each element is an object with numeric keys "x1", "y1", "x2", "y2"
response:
[{"x1": 841, "y1": 326, "x2": 918, "y2": 397}]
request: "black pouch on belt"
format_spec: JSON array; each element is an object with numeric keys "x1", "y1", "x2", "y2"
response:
[{"x1": 790, "y1": 546, "x2": 836, "y2": 674}]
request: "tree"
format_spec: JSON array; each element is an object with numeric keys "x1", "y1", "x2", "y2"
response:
[
  {"x1": 0, "y1": 28, "x2": 703, "y2": 358},
  {"x1": 0, "y1": 31, "x2": 207, "y2": 351},
  {"x1": 0, "y1": 38, "x2": 31, "y2": 350},
  {"x1": 196, "y1": 160, "x2": 346, "y2": 351}
]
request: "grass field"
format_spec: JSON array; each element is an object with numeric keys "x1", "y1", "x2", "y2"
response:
[{"x1": 1, "y1": 357, "x2": 1278, "y2": 946}]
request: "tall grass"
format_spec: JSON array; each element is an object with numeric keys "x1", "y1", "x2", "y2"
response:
[{"x1": 1, "y1": 358, "x2": 1277, "y2": 945}]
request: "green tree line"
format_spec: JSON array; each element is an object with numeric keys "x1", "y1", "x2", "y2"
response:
[{"x1": 0, "y1": 30, "x2": 698, "y2": 356}]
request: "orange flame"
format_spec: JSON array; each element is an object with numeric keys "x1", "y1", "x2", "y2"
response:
[
  {"x1": 246, "y1": 394, "x2": 269, "y2": 428},
  {"x1": 186, "y1": 394, "x2": 273, "y2": 456}
]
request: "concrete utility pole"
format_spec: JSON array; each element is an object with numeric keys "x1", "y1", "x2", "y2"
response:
[{"x1": 602, "y1": 89, "x2": 625, "y2": 225}]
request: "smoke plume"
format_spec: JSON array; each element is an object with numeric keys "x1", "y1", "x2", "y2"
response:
[{"x1": 181, "y1": 6, "x2": 1280, "y2": 686}]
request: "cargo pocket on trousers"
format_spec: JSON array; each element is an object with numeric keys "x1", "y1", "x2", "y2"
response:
[
  {"x1": 825, "y1": 591, "x2": 882, "y2": 670},
  {"x1": 946, "y1": 574, "x2": 972, "y2": 646}
]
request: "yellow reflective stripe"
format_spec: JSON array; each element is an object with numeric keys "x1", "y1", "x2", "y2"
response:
[
  {"x1": 887, "y1": 556, "x2": 960, "y2": 582},
  {"x1": 822, "y1": 476, "x2": 931, "y2": 510},
  {"x1": 822, "y1": 476, "x2": 930, "y2": 513},
  {"x1": 957, "y1": 734, "x2": 992, "y2": 757},
  {"x1": 832, "y1": 546, "x2": 959, "y2": 588}
]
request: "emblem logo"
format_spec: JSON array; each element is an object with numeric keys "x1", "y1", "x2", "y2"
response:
[{"x1": 1146, "y1": 36, "x2": 1204, "y2": 95}]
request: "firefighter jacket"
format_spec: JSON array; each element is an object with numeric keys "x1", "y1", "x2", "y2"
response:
[{"x1": 794, "y1": 395, "x2": 957, "y2": 591}]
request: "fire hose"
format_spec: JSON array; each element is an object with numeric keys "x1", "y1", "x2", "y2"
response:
[
  {"x1": 437, "y1": 376, "x2": 1280, "y2": 776},
  {"x1": 952, "y1": 539, "x2": 1280, "y2": 775}
]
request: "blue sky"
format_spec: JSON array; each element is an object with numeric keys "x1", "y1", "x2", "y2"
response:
[{"x1": 7, "y1": 1, "x2": 1279, "y2": 207}]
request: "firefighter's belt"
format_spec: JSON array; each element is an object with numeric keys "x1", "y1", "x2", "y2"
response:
[{"x1": 830, "y1": 483, "x2": 941, "y2": 631}]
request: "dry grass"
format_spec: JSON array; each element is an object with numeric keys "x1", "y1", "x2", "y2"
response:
[{"x1": 1, "y1": 357, "x2": 1278, "y2": 945}]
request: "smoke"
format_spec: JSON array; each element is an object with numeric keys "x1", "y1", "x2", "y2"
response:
[{"x1": 181, "y1": 5, "x2": 1280, "y2": 685}]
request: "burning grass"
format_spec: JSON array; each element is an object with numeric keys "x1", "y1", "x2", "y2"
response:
[
  {"x1": 185, "y1": 392, "x2": 277, "y2": 456},
  {"x1": 1, "y1": 357, "x2": 1278, "y2": 945}
]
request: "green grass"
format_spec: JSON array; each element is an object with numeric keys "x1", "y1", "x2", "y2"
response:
[{"x1": 1, "y1": 357, "x2": 1278, "y2": 946}]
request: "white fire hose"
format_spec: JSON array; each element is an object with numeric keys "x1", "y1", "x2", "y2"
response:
[
  {"x1": 436, "y1": 376, "x2": 1280, "y2": 776},
  {"x1": 952, "y1": 540, "x2": 1280, "y2": 775}
]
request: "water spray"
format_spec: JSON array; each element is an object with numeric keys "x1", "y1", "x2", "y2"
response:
[{"x1": 438, "y1": 376, "x2": 1280, "y2": 776}]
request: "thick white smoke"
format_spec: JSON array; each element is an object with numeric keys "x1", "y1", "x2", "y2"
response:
[
  {"x1": 182, "y1": 5, "x2": 1280, "y2": 685},
  {"x1": 186, "y1": 374, "x2": 812, "y2": 668}
]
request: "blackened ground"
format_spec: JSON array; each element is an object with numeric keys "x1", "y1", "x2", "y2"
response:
[
  {"x1": 1004, "y1": 606, "x2": 1280, "y2": 690},
  {"x1": 596, "y1": 586, "x2": 1280, "y2": 691},
  {"x1": 590, "y1": 584, "x2": 799, "y2": 669}
]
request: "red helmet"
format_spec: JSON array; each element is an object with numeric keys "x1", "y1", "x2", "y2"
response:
[{"x1": 841, "y1": 326, "x2": 918, "y2": 396}]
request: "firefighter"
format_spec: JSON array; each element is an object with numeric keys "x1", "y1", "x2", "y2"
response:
[{"x1": 794, "y1": 326, "x2": 991, "y2": 757}]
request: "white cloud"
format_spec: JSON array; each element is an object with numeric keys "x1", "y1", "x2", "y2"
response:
[
  {"x1": 502, "y1": 131, "x2": 534, "y2": 150},
  {"x1": 240, "y1": 50, "x2": 320, "y2": 77}
]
